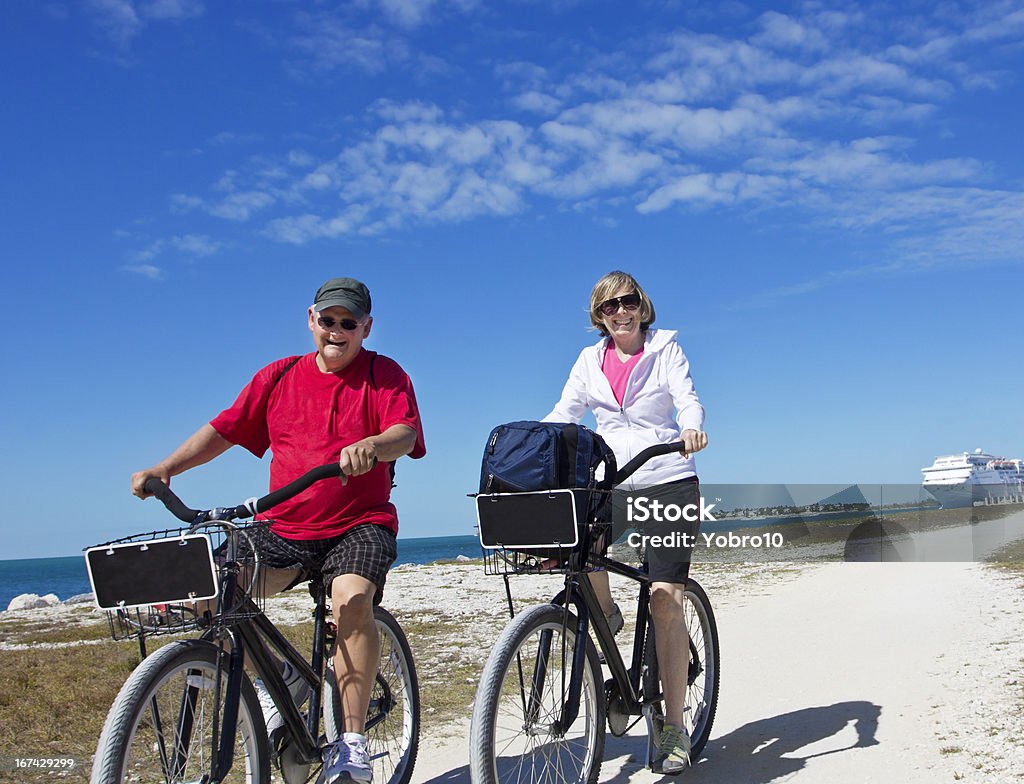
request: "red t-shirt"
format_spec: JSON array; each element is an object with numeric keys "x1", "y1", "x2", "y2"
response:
[{"x1": 210, "y1": 350, "x2": 426, "y2": 540}]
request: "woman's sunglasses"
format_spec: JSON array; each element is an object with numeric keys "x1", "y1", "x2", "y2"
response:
[
  {"x1": 317, "y1": 316, "x2": 362, "y2": 331},
  {"x1": 598, "y1": 293, "x2": 641, "y2": 317}
]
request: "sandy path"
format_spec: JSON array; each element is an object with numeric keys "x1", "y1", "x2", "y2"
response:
[{"x1": 410, "y1": 562, "x2": 1024, "y2": 784}]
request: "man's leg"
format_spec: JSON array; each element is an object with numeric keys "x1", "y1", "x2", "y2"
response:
[
  {"x1": 320, "y1": 523, "x2": 396, "y2": 784},
  {"x1": 330, "y1": 573, "x2": 380, "y2": 734}
]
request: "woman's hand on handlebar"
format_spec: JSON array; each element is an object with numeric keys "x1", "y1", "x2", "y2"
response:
[
  {"x1": 680, "y1": 429, "x2": 708, "y2": 456},
  {"x1": 131, "y1": 465, "x2": 172, "y2": 499}
]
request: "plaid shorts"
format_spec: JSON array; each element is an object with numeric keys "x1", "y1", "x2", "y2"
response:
[{"x1": 246, "y1": 523, "x2": 398, "y2": 605}]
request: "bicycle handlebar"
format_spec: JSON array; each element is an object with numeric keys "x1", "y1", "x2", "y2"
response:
[
  {"x1": 612, "y1": 442, "x2": 691, "y2": 486},
  {"x1": 144, "y1": 462, "x2": 344, "y2": 524}
]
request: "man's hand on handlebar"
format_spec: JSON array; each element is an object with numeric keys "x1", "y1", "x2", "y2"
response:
[
  {"x1": 338, "y1": 439, "x2": 379, "y2": 485},
  {"x1": 680, "y1": 429, "x2": 708, "y2": 456},
  {"x1": 131, "y1": 466, "x2": 172, "y2": 499}
]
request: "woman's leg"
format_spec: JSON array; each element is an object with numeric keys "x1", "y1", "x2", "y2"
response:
[{"x1": 650, "y1": 580, "x2": 687, "y2": 727}]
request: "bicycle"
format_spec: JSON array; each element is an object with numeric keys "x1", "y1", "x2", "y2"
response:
[
  {"x1": 86, "y1": 463, "x2": 420, "y2": 784},
  {"x1": 469, "y1": 443, "x2": 720, "y2": 783}
]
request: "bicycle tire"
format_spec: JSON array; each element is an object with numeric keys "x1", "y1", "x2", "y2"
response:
[
  {"x1": 643, "y1": 578, "x2": 720, "y2": 759},
  {"x1": 90, "y1": 639, "x2": 270, "y2": 784},
  {"x1": 323, "y1": 606, "x2": 420, "y2": 784},
  {"x1": 470, "y1": 603, "x2": 605, "y2": 784}
]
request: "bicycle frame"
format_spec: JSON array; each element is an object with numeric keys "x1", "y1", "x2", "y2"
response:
[
  {"x1": 178, "y1": 571, "x2": 329, "y2": 779},
  {"x1": 543, "y1": 555, "x2": 653, "y2": 731},
  {"x1": 97, "y1": 461, "x2": 419, "y2": 784}
]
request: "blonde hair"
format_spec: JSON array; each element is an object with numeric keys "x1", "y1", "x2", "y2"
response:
[{"x1": 588, "y1": 271, "x2": 656, "y2": 336}]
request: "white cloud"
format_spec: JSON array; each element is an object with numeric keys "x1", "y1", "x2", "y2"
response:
[
  {"x1": 87, "y1": 0, "x2": 141, "y2": 46},
  {"x1": 170, "y1": 234, "x2": 222, "y2": 256},
  {"x1": 138, "y1": 0, "x2": 202, "y2": 21},
  {"x1": 86, "y1": 0, "x2": 202, "y2": 46},
  {"x1": 377, "y1": 0, "x2": 437, "y2": 28},
  {"x1": 372, "y1": 0, "x2": 479, "y2": 29},
  {"x1": 289, "y1": 15, "x2": 392, "y2": 75},
  {"x1": 638, "y1": 172, "x2": 790, "y2": 213},
  {"x1": 208, "y1": 131, "x2": 261, "y2": 147},
  {"x1": 148, "y1": 0, "x2": 1024, "y2": 282},
  {"x1": 129, "y1": 233, "x2": 223, "y2": 263},
  {"x1": 752, "y1": 11, "x2": 829, "y2": 52},
  {"x1": 747, "y1": 139, "x2": 985, "y2": 190},
  {"x1": 208, "y1": 191, "x2": 276, "y2": 221},
  {"x1": 511, "y1": 91, "x2": 563, "y2": 115},
  {"x1": 121, "y1": 263, "x2": 165, "y2": 280}
]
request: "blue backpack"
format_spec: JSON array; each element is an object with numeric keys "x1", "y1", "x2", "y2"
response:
[{"x1": 479, "y1": 421, "x2": 617, "y2": 507}]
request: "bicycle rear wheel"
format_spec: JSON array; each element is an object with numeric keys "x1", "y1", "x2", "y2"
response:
[
  {"x1": 470, "y1": 603, "x2": 605, "y2": 784},
  {"x1": 91, "y1": 638, "x2": 270, "y2": 784},
  {"x1": 324, "y1": 606, "x2": 420, "y2": 784},
  {"x1": 643, "y1": 578, "x2": 720, "y2": 759}
]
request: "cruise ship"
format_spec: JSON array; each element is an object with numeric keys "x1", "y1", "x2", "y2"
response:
[{"x1": 921, "y1": 449, "x2": 1024, "y2": 508}]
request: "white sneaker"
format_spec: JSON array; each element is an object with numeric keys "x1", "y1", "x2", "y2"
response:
[
  {"x1": 323, "y1": 733, "x2": 372, "y2": 784},
  {"x1": 254, "y1": 660, "x2": 309, "y2": 737}
]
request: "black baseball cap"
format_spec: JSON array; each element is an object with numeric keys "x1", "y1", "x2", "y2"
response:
[{"x1": 313, "y1": 277, "x2": 371, "y2": 319}]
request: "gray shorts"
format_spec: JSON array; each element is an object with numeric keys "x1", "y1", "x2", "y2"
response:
[
  {"x1": 611, "y1": 477, "x2": 700, "y2": 586},
  {"x1": 246, "y1": 523, "x2": 398, "y2": 605}
]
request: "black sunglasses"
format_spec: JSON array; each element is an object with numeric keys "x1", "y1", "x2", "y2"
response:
[
  {"x1": 598, "y1": 293, "x2": 641, "y2": 317},
  {"x1": 317, "y1": 316, "x2": 362, "y2": 331}
]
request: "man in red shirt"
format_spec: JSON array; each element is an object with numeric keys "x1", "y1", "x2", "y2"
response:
[{"x1": 131, "y1": 277, "x2": 425, "y2": 784}]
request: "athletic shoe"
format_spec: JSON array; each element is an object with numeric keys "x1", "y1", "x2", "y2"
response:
[
  {"x1": 653, "y1": 723, "x2": 691, "y2": 775},
  {"x1": 323, "y1": 733, "x2": 373, "y2": 784},
  {"x1": 254, "y1": 660, "x2": 309, "y2": 738}
]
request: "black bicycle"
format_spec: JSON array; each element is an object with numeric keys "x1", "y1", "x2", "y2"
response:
[
  {"x1": 86, "y1": 464, "x2": 419, "y2": 784},
  {"x1": 469, "y1": 443, "x2": 720, "y2": 783}
]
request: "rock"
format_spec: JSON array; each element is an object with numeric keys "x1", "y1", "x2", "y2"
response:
[
  {"x1": 64, "y1": 593, "x2": 96, "y2": 605},
  {"x1": 7, "y1": 593, "x2": 51, "y2": 611},
  {"x1": 455, "y1": 554, "x2": 473, "y2": 562}
]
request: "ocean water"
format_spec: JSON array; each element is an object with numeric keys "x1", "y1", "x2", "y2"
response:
[{"x1": 0, "y1": 534, "x2": 481, "y2": 610}]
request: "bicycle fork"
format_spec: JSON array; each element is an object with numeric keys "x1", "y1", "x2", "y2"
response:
[{"x1": 531, "y1": 577, "x2": 591, "y2": 735}]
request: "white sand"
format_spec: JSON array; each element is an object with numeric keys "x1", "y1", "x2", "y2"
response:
[{"x1": 395, "y1": 562, "x2": 1024, "y2": 784}]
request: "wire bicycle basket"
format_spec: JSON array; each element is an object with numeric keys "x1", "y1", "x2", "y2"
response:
[
  {"x1": 85, "y1": 521, "x2": 270, "y2": 641},
  {"x1": 475, "y1": 488, "x2": 612, "y2": 575}
]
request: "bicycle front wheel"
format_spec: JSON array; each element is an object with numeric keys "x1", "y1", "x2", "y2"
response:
[
  {"x1": 91, "y1": 638, "x2": 270, "y2": 784},
  {"x1": 470, "y1": 603, "x2": 605, "y2": 784},
  {"x1": 324, "y1": 606, "x2": 420, "y2": 784}
]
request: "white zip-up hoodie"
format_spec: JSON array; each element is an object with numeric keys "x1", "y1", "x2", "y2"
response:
[{"x1": 543, "y1": 328, "x2": 704, "y2": 489}]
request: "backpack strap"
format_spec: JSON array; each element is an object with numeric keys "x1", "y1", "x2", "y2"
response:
[
  {"x1": 266, "y1": 355, "x2": 302, "y2": 409},
  {"x1": 367, "y1": 353, "x2": 398, "y2": 488}
]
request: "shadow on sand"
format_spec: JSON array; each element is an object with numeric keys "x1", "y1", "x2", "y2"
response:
[
  {"x1": 415, "y1": 700, "x2": 880, "y2": 784},
  {"x1": 603, "y1": 700, "x2": 881, "y2": 783}
]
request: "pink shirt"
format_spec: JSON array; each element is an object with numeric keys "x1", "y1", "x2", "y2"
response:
[{"x1": 601, "y1": 342, "x2": 644, "y2": 406}]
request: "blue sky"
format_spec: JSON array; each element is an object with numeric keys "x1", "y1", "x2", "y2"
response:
[{"x1": 2, "y1": 0, "x2": 1024, "y2": 558}]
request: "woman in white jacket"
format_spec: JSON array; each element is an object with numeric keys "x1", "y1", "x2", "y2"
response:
[{"x1": 544, "y1": 270, "x2": 708, "y2": 775}]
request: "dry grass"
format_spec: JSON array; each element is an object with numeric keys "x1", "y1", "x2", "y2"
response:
[
  {"x1": 0, "y1": 606, "x2": 485, "y2": 783},
  {"x1": 0, "y1": 637, "x2": 150, "y2": 782}
]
